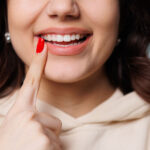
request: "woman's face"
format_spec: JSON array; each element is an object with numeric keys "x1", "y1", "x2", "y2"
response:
[{"x1": 7, "y1": 0, "x2": 120, "y2": 83}]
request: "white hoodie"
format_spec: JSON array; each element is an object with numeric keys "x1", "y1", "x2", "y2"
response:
[{"x1": 0, "y1": 89, "x2": 150, "y2": 150}]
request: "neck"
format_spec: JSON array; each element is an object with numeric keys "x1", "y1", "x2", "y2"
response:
[{"x1": 37, "y1": 69, "x2": 115, "y2": 118}]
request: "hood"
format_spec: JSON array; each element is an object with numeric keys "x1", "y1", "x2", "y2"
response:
[{"x1": 36, "y1": 89, "x2": 150, "y2": 132}]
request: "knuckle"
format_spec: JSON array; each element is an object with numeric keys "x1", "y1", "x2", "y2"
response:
[
  {"x1": 22, "y1": 111, "x2": 36, "y2": 121},
  {"x1": 55, "y1": 118, "x2": 62, "y2": 129},
  {"x1": 11, "y1": 111, "x2": 35, "y2": 123},
  {"x1": 52, "y1": 142, "x2": 62, "y2": 150},
  {"x1": 30, "y1": 121, "x2": 43, "y2": 132},
  {"x1": 39, "y1": 135, "x2": 51, "y2": 148},
  {"x1": 56, "y1": 144, "x2": 63, "y2": 150}
]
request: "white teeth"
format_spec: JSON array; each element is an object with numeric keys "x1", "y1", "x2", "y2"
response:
[
  {"x1": 47, "y1": 35, "x2": 52, "y2": 41},
  {"x1": 71, "y1": 35, "x2": 76, "y2": 41},
  {"x1": 52, "y1": 35, "x2": 57, "y2": 41},
  {"x1": 75, "y1": 34, "x2": 80, "y2": 40},
  {"x1": 64, "y1": 35, "x2": 71, "y2": 42},
  {"x1": 41, "y1": 35, "x2": 49, "y2": 41},
  {"x1": 56, "y1": 35, "x2": 64, "y2": 42},
  {"x1": 53, "y1": 41, "x2": 81, "y2": 47},
  {"x1": 41, "y1": 34, "x2": 86, "y2": 42}
]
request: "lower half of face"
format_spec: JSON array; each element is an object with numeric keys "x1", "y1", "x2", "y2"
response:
[{"x1": 8, "y1": 0, "x2": 120, "y2": 83}]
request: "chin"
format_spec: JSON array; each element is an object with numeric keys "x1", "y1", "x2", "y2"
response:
[
  {"x1": 44, "y1": 67, "x2": 87, "y2": 84},
  {"x1": 43, "y1": 57, "x2": 91, "y2": 83}
]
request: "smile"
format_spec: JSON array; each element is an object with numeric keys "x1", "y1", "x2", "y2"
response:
[{"x1": 37, "y1": 28, "x2": 93, "y2": 56}]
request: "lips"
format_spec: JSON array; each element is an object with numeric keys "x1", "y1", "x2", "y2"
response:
[
  {"x1": 47, "y1": 36, "x2": 92, "y2": 56},
  {"x1": 36, "y1": 27, "x2": 93, "y2": 35},
  {"x1": 35, "y1": 27, "x2": 93, "y2": 56}
]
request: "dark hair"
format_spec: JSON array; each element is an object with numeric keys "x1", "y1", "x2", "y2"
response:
[
  {"x1": 0, "y1": 0, "x2": 150, "y2": 101},
  {"x1": 106, "y1": 0, "x2": 150, "y2": 101},
  {"x1": 0, "y1": 0, "x2": 25, "y2": 97}
]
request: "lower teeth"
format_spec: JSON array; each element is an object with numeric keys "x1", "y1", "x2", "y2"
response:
[{"x1": 52, "y1": 41, "x2": 82, "y2": 47}]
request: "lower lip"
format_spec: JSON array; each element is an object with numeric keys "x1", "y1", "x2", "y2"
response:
[{"x1": 46, "y1": 36, "x2": 92, "y2": 56}]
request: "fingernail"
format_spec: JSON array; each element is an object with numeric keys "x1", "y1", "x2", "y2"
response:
[{"x1": 36, "y1": 38, "x2": 44, "y2": 53}]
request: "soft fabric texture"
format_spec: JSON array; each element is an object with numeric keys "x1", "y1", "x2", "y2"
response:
[{"x1": 0, "y1": 89, "x2": 150, "y2": 150}]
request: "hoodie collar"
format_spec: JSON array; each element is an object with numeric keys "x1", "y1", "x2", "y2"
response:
[{"x1": 36, "y1": 89, "x2": 150, "y2": 131}]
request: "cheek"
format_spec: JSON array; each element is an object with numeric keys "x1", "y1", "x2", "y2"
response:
[
  {"x1": 7, "y1": 0, "x2": 47, "y2": 65},
  {"x1": 80, "y1": 0, "x2": 120, "y2": 70},
  {"x1": 7, "y1": 0, "x2": 48, "y2": 30},
  {"x1": 81, "y1": 0, "x2": 120, "y2": 28}
]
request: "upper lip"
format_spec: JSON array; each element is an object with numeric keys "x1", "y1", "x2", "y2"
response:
[{"x1": 36, "y1": 27, "x2": 93, "y2": 35}]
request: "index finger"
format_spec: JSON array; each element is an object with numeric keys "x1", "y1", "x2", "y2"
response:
[{"x1": 8, "y1": 38, "x2": 47, "y2": 115}]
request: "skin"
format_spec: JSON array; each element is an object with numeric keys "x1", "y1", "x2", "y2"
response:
[
  {"x1": 7, "y1": 0, "x2": 120, "y2": 118},
  {"x1": 0, "y1": 44, "x2": 63, "y2": 149},
  {"x1": 0, "y1": 0, "x2": 120, "y2": 149}
]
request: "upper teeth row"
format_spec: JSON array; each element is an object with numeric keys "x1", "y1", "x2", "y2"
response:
[{"x1": 41, "y1": 34, "x2": 85, "y2": 42}]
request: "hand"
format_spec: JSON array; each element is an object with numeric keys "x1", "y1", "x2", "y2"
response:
[{"x1": 0, "y1": 38, "x2": 63, "y2": 150}]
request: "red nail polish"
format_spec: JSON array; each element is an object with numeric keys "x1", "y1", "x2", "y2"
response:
[{"x1": 36, "y1": 38, "x2": 44, "y2": 53}]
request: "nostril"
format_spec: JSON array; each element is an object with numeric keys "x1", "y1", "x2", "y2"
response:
[
  {"x1": 66, "y1": 14, "x2": 80, "y2": 20},
  {"x1": 49, "y1": 14, "x2": 79, "y2": 21},
  {"x1": 49, "y1": 14, "x2": 58, "y2": 19}
]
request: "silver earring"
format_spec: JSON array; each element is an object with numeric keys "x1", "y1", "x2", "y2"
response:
[
  {"x1": 4, "y1": 32, "x2": 11, "y2": 43},
  {"x1": 116, "y1": 38, "x2": 121, "y2": 45}
]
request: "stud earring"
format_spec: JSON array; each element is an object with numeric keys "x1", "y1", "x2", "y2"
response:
[
  {"x1": 116, "y1": 38, "x2": 121, "y2": 45},
  {"x1": 4, "y1": 32, "x2": 11, "y2": 43}
]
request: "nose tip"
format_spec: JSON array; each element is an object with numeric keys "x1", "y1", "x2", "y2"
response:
[{"x1": 46, "y1": 0, "x2": 80, "y2": 20}]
